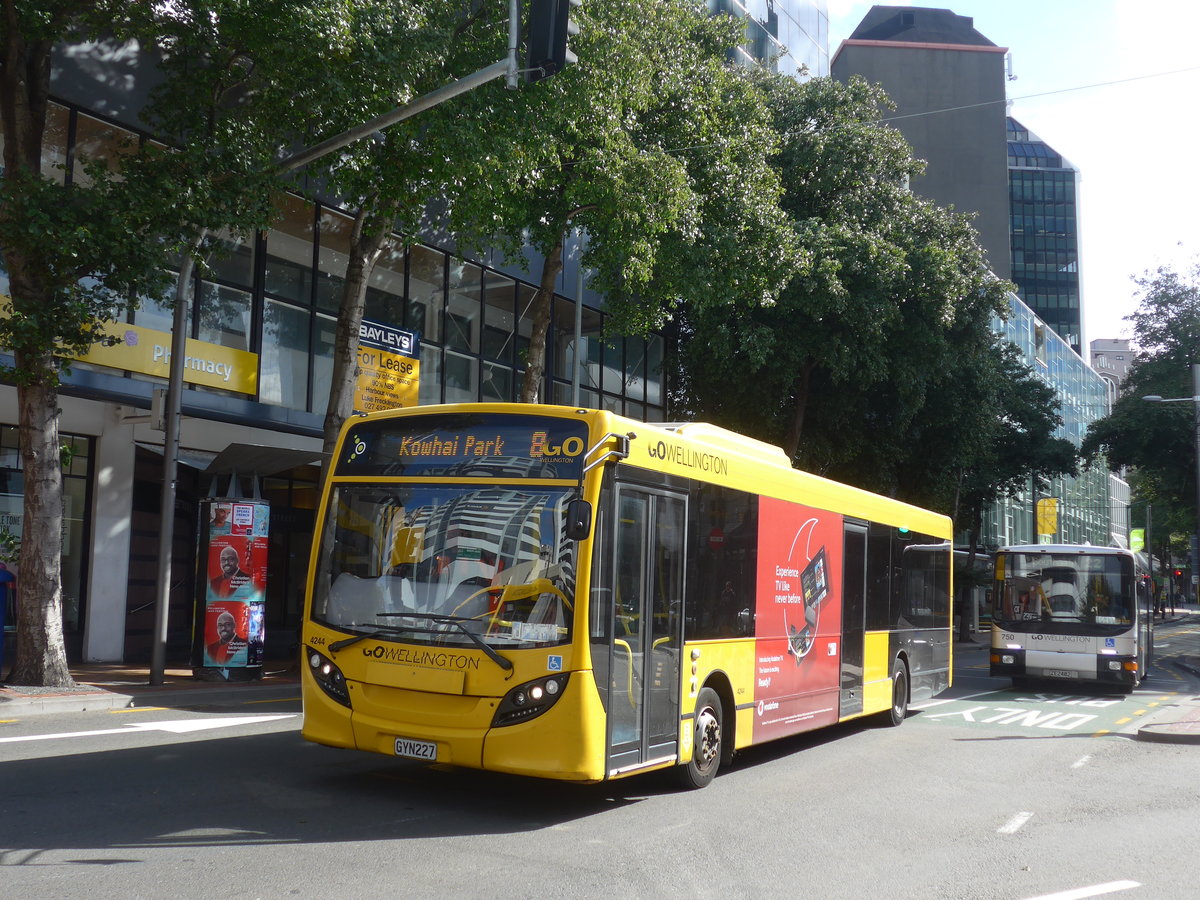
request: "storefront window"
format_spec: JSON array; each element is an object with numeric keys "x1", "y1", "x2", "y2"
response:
[
  {"x1": 41, "y1": 103, "x2": 71, "y2": 184},
  {"x1": 419, "y1": 344, "x2": 441, "y2": 405},
  {"x1": 316, "y1": 207, "x2": 353, "y2": 314},
  {"x1": 408, "y1": 246, "x2": 444, "y2": 342},
  {"x1": 204, "y1": 229, "x2": 255, "y2": 290},
  {"x1": 260, "y1": 299, "x2": 310, "y2": 409},
  {"x1": 483, "y1": 273, "x2": 516, "y2": 362},
  {"x1": 365, "y1": 243, "x2": 407, "y2": 327},
  {"x1": 312, "y1": 313, "x2": 336, "y2": 414},
  {"x1": 446, "y1": 261, "x2": 482, "y2": 353},
  {"x1": 72, "y1": 112, "x2": 137, "y2": 188},
  {"x1": 444, "y1": 350, "x2": 478, "y2": 403},
  {"x1": 264, "y1": 194, "x2": 315, "y2": 304},
  {"x1": 646, "y1": 334, "x2": 664, "y2": 411},
  {"x1": 0, "y1": 427, "x2": 91, "y2": 638},
  {"x1": 482, "y1": 362, "x2": 513, "y2": 403},
  {"x1": 197, "y1": 282, "x2": 251, "y2": 351}
]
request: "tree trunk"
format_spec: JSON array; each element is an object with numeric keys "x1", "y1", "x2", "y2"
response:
[
  {"x1": 321, "y1": 198, "x2": 398, "y2": 463},
  {"x1": 8, "y1": 351, "x2": 73, "y2": 686},
  {"x1": 520, "y1": 236, "x2": 565, "y2": 404},
  {"x1": 783, "y1": 358, "x2": 816, "y2": 461}
]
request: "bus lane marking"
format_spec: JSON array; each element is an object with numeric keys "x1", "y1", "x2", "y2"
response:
[
  {"x1": 998, "y1": 811, "x2": 1033, "y2": 834},
  {"x1": 924, "y1": 705, "x2": 1098, "y2": 730},
  {"x1": 1022, "y1": 879, "x2": 1141, "y2": 900}
]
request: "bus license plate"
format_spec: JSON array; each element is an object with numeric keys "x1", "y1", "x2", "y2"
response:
[
  {"x1": 394, "y1": 737, "x2": 437, "y2": 760},
  {"x1": 1045, "y1": 669, "x2": 1077, "y2": 678}
]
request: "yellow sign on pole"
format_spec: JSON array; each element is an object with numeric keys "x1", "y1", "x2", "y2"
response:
[
  {"x1": 353, "y1": 319, "x2": 420, "y2": 413},
  {"x1": 1036, "y1": 497, "x2": 1059, "y2": 536},
  {"x1": 1130, "y1": 528, "x2": 1145, "y2": 552}
]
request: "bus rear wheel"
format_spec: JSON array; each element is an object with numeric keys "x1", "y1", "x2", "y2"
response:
[
  {"x1": 677, "y1": 687, "x2": 723, "y2": 789},
  {"x1": 880, "y1": 658, "x2": 908, "y2": 727}
]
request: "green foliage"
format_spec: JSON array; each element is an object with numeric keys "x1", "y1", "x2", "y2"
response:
[
  {"x1": 1082, "y1": 260, "x2": 1200, "y2": 543},
  {"x1": 448, "y1": 0, "x2": 795, "y2": 332},
  {"x1": 674, "y1": 74, "x2": 1013, "y2": 501}
]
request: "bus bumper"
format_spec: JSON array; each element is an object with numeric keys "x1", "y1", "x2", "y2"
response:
[{"x1": 990, "y1": 649, "x2": 1140, "y2": 686}]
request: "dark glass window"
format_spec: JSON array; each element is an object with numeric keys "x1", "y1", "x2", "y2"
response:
[{"x1": 685, "y1": 483, "x2": 758, "y2": 640}]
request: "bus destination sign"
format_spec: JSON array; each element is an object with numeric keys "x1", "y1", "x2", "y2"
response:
[{"x1": 338, "y1": 414, "x2": 590, "y2": 479}]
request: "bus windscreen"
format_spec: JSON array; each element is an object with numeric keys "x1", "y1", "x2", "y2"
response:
[{"x1": 995, "y1": 552, "x2": 1134, "y2": 628}]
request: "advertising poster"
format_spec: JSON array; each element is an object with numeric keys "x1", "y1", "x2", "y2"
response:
[
  {"x1": 202, "y1": 500, "x2": 269, "y2": 668},
  {"x1": 752, "y1": 496, "x2": 843, "y2": 741}
]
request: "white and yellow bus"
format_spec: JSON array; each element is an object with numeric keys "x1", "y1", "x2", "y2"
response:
[
  {"x1": 301, "y1": 403, "x2": 953, "y2": 787},
  {"x1": 990, "y1": 544, "x2": 1154, "y2": 690}
]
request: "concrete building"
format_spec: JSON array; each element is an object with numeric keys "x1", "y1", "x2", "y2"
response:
[
  {"x1": 1090, "y1": 338, "x2": 1134, "y2": 405},
  {"x1": 831, "y1": 5, "x2": 1011, "y2": 280}
]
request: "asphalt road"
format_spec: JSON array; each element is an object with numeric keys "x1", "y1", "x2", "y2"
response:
[{"x1": 1, "y1": 621, "x2": 1198, "y2": 900}]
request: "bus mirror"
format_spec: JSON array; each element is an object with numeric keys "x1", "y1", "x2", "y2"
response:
[{"x1": 565, "y1": 498, "x2": 592, "y2": 540}]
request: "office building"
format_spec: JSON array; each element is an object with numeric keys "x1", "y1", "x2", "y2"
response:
[
  {"x1": 831, "y1": 5, "x2": 1011, "y2": 280},
  {"x1": 712, "y1": 0, "x2": 830, "y2": 76},
  {"x1": 1008, "y1": 116, "x2": 1083, "y2": 355}
]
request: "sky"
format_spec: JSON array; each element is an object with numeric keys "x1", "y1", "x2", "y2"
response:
[{"x1": 826, "y1": 0, "x2": 1200, "y2": 347}]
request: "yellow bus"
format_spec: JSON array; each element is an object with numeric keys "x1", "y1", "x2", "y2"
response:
[{"x1": 301, "y1": 403, "x2": 953, "y2": 787}]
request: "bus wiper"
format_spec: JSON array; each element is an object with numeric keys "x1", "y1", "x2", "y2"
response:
[{"x1": 371, "y1": 611, "x2": 515, "y2": 672}]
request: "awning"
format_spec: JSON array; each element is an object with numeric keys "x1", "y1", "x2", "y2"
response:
[{"x1": 203, "y1": 442, "x2": 326, "y2": 477}]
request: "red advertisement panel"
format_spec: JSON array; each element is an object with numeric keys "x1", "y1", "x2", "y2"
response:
[
  {"x1": 203, "y1": 501, "x2": 269, "y2": 667},
  {"x1": 752, "y1": 496, "x2": 843, "y2": 741}
]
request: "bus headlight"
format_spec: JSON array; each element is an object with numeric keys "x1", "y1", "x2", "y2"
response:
[
  {"x1": 492, "y1": 674, "x2": 569, "y2": 727},
  {"x1": 307, "y1": 646, "x2": 352, "y2": 708}
]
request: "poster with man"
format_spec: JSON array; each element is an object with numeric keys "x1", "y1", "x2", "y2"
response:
[{"x1": 201, "y1": 500, "x2": 269, "y2": 669}]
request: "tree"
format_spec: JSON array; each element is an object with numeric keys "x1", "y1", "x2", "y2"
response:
[
  {"x1": 0, "y1": 1, "x2": 338, "y2": 685},
  {"x1": 675, "y1": 74, "x2": 1010, "y2": 481},
  {"x1": 447, "y1": 0, "x2": 796, "y2": 403},
  {"x1": 1083, "y1": 260, "x2": 1200, "y2": 549},
  {"x1": 951, "y1": 341, "x2": 1077, "y2": 640}
]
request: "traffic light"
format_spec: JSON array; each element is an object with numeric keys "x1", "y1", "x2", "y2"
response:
[
  {"x1": 1175, "y1": 568, "x2": 1183, "y2": 578},
  {"x1": 525, "y1": 0, "x2": 581, "y2": 82}
]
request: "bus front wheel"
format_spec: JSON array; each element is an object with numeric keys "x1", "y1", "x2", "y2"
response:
[{"x1": 677, "y1": 687, "x2": 723, "y2": 789}]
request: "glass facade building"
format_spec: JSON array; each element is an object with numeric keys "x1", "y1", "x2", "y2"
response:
[
  {"x1": 977, "y1": 293, "x2": 1122, "y2": 550},
  {"x1": 1008, "y1": 116, "x2": 1083, "y2": 355},
  {"x1": 710, "y1": 0, "x2": 830, "y2": 76}
]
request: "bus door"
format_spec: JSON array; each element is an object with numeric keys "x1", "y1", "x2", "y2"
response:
[
  {"x1": 607, "y1": 485, "x2": 685, "y2": 775},
  {"x1": 840, "y1": 520, "x2": 867, "y2": 717}
]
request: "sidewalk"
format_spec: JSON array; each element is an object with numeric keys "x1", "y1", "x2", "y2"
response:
[{"x1": 0, "y1": 659, "x2": 301, "y2": 717}]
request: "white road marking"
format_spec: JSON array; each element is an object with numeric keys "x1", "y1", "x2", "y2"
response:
[
  {"x1": 1022, "y1": 880, "x2": 1141, "y2": 900},
  {"x1": 911, "y1": 688, "x2": 1012, "y2": 710},
  {"x1": 998, "y1": 811, "x2": 1033, "y2": 834},
  {"x1": 1070, "y1": 754, "x2": 1092, "y2": 769},
  {"x1": 0, "y1": 714, "x2": 296, "y2": 744}
]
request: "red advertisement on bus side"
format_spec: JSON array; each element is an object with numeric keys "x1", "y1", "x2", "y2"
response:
[{"x1": 752, "y1": 496, "x2": 843, "y2": 742}]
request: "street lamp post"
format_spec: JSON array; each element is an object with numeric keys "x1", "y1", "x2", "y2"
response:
[{"x1": 1142, "y1": 363, "x2": 1200, "y2": 604}]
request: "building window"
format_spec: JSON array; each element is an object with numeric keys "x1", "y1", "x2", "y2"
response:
[{"x1": 260, "y1": 299, "x2": 311, "y2": 410}]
